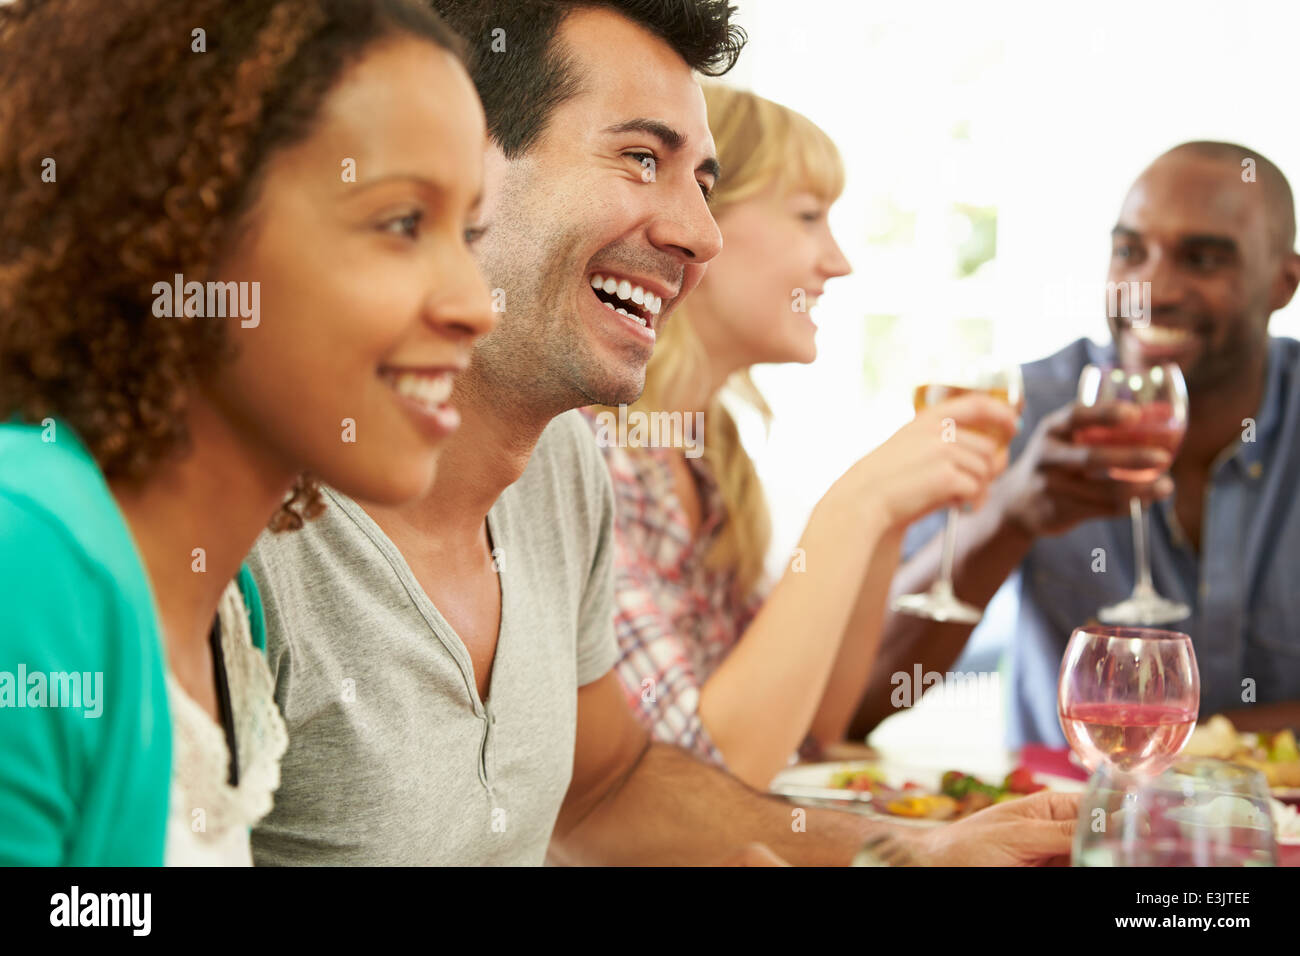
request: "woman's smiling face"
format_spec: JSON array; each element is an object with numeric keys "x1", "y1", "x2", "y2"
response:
[
  {"x1": 691, "y1": 183, "x2": 852, "y2": 369},
  {"x1": 206, "y1": 37, "x2": 496, "y2": 506}
]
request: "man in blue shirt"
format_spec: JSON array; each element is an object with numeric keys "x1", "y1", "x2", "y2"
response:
[{"x1": 854, "y1": 141, "x2": 1300, "y2": 745}]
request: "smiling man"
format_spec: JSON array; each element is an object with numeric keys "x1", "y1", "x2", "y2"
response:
[
  {"x1": 859, "y1": 142, "x2": 1300, "y2": 745},
  {"x1": 246, "y1": 0, "x2": 1078, "y2": 866}
]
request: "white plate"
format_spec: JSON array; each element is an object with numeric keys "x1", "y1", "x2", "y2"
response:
[{"x1": 769, "y1": 760, "x2": 1084, "y2": 825}]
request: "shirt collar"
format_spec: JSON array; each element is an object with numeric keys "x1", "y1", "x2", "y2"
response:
[{"x1": 1228, "y1": 337, "x2": 1287, "y2": 474}]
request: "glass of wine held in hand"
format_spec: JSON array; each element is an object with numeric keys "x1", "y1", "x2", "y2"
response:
[
  {"x1": 1058, "y1": 625, "x2": 1199, "y2": 778},
  {"x1": 1074, "y1": 362, "x2": 1190, "y2": 625},
  {"x1": 891, "y1": 359, "x2": 1024, "y2": 624}
]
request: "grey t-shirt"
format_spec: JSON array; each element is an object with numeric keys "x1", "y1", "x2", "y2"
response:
[{"x1": 246, "y1": 410, "x2": 619, "y2": 865}]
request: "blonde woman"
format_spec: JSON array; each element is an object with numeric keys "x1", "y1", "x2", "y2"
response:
[{"x1": 583, "y1": 87, "x2": 1017, "y2": 789}]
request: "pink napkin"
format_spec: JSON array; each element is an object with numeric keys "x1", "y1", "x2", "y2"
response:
[{"x1": 1018, "y1": 744, "x2": 1090, "y2": 782}]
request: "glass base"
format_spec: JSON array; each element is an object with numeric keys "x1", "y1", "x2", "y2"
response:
[
  {"x1": 892, "y1": 587, "x2": 983, "y2": 625},
  {"x1": 1098, "y1": 593, "x2": 1191, "y2": 626}
]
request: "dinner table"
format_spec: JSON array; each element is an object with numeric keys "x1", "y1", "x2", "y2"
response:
[{"x1": 775, "y1": 740, "x2": 1300, "y2": 866}]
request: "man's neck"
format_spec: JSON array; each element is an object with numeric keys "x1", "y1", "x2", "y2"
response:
[
  {"x1": 366, "y1": 369, "x2": 561, "y2": 545},
  {"x1": 1179, "y1": 347, "x2": 1270, "y2": 472}
]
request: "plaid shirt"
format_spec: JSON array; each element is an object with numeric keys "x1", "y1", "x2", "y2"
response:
[{"x1": 582, "y1": 410, "x2": 766, "y2": 767}]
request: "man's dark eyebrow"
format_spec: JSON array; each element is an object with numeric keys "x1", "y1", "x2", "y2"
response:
[
  {"x1": 1179, "y1": 234, "x2": 1238, "y2": 252},
  {"x1": 603, "y1": 118, "x2": 722, "y2": 185},
  {"x1": 604, "y1": 118, "x2": 685, "y2": 150},
  {"x1": 1111, "y1": 224, "x2": 1240, "y2": 258}
]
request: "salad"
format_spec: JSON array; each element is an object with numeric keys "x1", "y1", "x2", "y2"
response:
[{"x1": 827, "y1": 766, "x2": 1046, "y2": 820}]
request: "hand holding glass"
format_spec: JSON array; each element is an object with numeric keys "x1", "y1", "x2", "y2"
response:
[{"x1": 891, "y1": 360, "x2": 1024, "y2": 624}]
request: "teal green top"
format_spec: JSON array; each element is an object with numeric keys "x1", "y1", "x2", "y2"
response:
[{"x1": 0, "y1": 420, "x2": 265, "y2": 865}]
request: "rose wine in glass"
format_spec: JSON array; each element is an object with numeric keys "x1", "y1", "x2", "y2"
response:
[
  {"x1": 1076, "y1": 363, "x2": 1190, "y2": 625},
  {"x1": 1058, "y1": 625, "x2": 1199, "y2": 778},
  {"x1": 1059, "y1": 701, "x2": 1197, "y2": 777},
  {"x1": 891, "y1": 362, "x2": 1024, "y2": 625}
]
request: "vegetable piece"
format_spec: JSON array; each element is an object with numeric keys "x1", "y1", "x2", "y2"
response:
[{"x1": 1003, "y1": 767, "x2": 1046, "y2": 794}]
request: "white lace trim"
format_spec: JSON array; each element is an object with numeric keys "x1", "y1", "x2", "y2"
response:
[{"x1": 166, "y1": 579, "x2": 288, "y2": 847}]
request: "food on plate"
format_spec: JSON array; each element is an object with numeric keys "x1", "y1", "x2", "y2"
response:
[
  {"x1": 825, "y1": 765, "x2": 1047, "y2": 820},
  {"x1": 1183, "y1": 715, "x2": 1300, "y2": 788},
  {"x1": 884, "y1": 794, "x2": 959, "y2": 819},
  {"x1": 828, "y1": 767, "x2": 886, "y2": 792}
]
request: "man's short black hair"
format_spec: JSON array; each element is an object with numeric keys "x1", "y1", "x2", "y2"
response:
[{"x1": 431, "y1": 0, "x2": 746, "y2": 157}]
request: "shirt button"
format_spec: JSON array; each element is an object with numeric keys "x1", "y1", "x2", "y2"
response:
[
  {"x1": 1199, "y1": 580, "x2": 1209, "y2": 600},
  {"x1": 1247, "y1": 461, "x2": 1263, "y2": 479}
]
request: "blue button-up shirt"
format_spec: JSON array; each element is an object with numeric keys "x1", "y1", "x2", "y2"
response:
[{"x1": 903, "y1": 336, "x2": 1300, "y2": 745}]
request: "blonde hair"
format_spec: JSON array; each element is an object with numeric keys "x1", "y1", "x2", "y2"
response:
[{"x1": 605, "y1": 85, "x2": 845, "y2": 600}]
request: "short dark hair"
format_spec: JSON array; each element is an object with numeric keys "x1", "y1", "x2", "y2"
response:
[{"x1": 431, "y1": 0, "x2": 746, "y2": 157}]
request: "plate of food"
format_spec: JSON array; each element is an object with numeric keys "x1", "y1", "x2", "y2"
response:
[
  {"x1": 769, "y1": 760, "x2": 1071, "y2": 825},
  {"x1": 1181, "y1": 715, "x2": 1300, "y2": 801}
]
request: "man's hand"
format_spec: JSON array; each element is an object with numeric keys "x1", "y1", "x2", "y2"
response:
[
  {"x1": 996, "y1": 401, "x2": 1174, "y2": 538},
  {"x1": 912, "y1": 790, "x2": 1079, "y2": 866}
]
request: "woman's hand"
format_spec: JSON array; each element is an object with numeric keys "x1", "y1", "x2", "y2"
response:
[{"x1": 824, "y1": 394, "x2": 1019, "y2": 532}]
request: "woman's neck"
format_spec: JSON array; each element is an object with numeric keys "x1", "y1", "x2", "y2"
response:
[
  {"x1": 659, "y1": 333, "x2": 745, "y2": 418},
  {"x1": 110, "y1": 394, "x2": 294, "y2": 662}
]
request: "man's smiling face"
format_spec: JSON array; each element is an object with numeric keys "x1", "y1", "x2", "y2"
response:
[
  {"x1": 469, "y1": 6, "x2": 723, "y2": 409},
  {"x1": 1106, "y1": 153, "x2": 1280, "y2": 391}
]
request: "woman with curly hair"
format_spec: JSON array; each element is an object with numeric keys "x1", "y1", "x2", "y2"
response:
[{"x1": 0, "y1": 0, "x2": 494, "y2": 864}]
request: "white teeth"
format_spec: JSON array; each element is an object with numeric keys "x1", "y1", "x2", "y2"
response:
[
  {"x1": 601, "y1": 300, "x2": 646, "y2": 327},
  {"x1": 1133, "y1": 324, "x2": 1191, "y2": 345},
  {"x1": 590, "y1": 273, "x2": 662, "y2": 324},
  {"x1": 388, "y1": 371, "x2": 453, "y2": 411}
]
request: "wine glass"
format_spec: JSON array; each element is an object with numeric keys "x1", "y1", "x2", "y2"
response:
[
  {"x1": 1073, "y1": 758, "x2": 1278, "y2": 867},
  {"x1": 1058, "y1": 625, "x2": 1199, "y2": 777},
  {"x1": 1074, "y1": 362, "x2": 1189, "y2": 625},
  {"x1": 891, "y1": 359, "x2": 1024, "y2": 624}
]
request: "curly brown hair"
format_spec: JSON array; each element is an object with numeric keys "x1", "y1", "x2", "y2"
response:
[{"x1": 0, "y1": 0, "x2": 465, "y2": 530}]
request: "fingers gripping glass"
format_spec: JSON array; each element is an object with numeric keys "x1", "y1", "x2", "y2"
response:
[{"x1": 891, "y1": 361, "x2": 1024, "y2": 624}]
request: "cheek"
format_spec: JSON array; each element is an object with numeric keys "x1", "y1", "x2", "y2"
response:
[
  {"x1": 211, "y1": 243, "x2": 415, "y2": 468},
  {"x1": 713, "y1": 228, "x2": 795, "y2": 313}
]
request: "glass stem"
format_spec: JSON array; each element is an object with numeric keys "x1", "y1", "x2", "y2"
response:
[
  {"x1": 936, "y1": 505, "x2": 961, "y2": 597},
  {"x1": 1130, "y1": 496, "x2": 1155, "y2": 597}
]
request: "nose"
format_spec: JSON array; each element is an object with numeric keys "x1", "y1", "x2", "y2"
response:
[
  {"x1": 821, "y1": 233, "x2": 852, "y2": 279},
  {"x1": 646, "y1": 175, "x2": 723, "y2": 265},
  {"x1": 1133, "y1": 247, "x2": 1188, "y2": 314},
  {"x1": 427, "y1": 243, "x2": 496, "y2": 341}
]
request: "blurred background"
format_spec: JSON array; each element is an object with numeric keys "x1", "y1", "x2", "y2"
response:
[{"x1": 717, "y1": 0, "x2": 1300, "y2": 765}]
